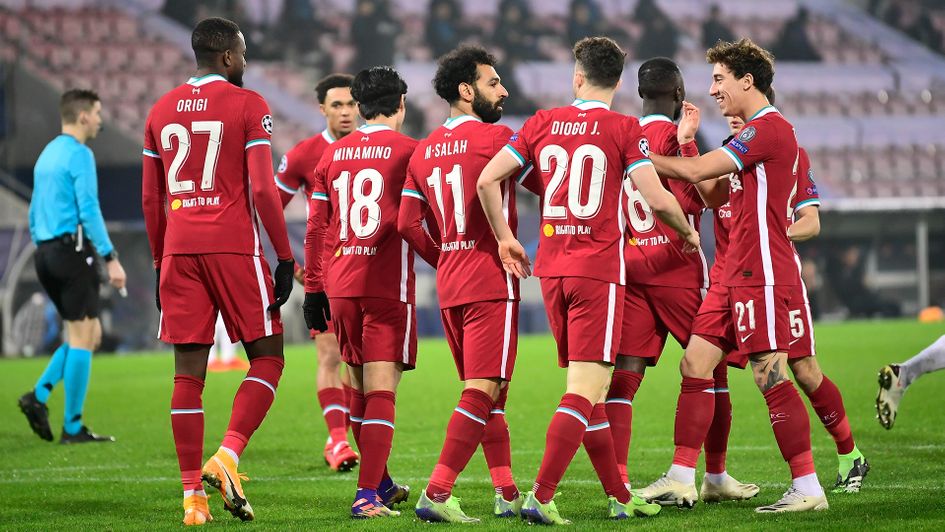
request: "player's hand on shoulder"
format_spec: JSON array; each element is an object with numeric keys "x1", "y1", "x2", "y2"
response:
[
  {"x1": 498, "y1": 238, "x2": 531, "y2": 279},
  {"x1": 268, "y1": 259, "x2": 295, "y2": 311},
  {"x1": 303, "y1": 291, "x2": 331, "y2": 332},
  {"x1": 677, "y1": 101, "x2": 701, "y2": 145}
]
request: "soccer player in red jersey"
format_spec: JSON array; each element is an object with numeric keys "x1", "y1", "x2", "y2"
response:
[
  {"x1": 478, "y1": 37, "x2": 699, "y2": 524},
  {"x1": 303, "y1": 66, "x2": 433, "y2": 519},
  {"x1": 141, "y1": 18, "x2": 295, "y2": 525},
  {"x1": 607, "y1": 57, "x2": 759, "y2": 503},
  {"x1": 401, "y1": 46, "x2": 526, "y2": 523},
  {"x1": 634, "y1": 39, "x2": 828, "y2": 513},
  {"x1": 724, "y1": 91, "x2": 869, "y2": 494},
  {"x1": 273, "y1": 73, "x2": 359, "y2": 473}
]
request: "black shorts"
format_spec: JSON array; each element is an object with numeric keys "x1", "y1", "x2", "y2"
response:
[{"x1": 34, "y1": 237, "x2": 100, "y2": 320}]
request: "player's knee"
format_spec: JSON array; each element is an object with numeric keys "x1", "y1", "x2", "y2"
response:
[
  {"x1": 679, "y1": 354, "x2": 712, "y2": 379},
  {"x1": 465, "y1": 378, "x2": 501, "y2": 401},
  {"x1": 616, "y1": 355, "x2": 647, "y2": 373},
  {"x1": 789, "y1": 357, "x2": 822, "y2": 394}
]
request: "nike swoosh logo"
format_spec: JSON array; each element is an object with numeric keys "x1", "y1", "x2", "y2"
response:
[
  {"x1": 789, "y1": 338, "x2": 801, "y2": 345},
  {"x1": 215, "y1": 457, "x2": 241, "y2": 504},
  {"x1": 740, "y1": 333, "x2": 754, "y2": 343}
]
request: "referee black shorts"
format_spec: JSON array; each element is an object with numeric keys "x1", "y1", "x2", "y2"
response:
[{"x1": 34, "y1": 236, "x2": 100, "y2": 321}]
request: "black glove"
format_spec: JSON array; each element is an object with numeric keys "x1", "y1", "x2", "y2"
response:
[
  {"x1": 267, "y1": 259, "x2": 295, "y2": 311},
  {"x1": 303, "y1": 291, "x2": 331, "y2": 332},
  {"x1": 155, "y1": 267, "x2": 161, "y2": 311}
]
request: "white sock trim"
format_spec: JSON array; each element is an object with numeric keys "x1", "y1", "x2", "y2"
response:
[
  {"x1": 221, "y1": 446, "x2": 240, "y2": 465},
  {"x1": 667, "y1": 464, "x2": 696, "y2": 485},
  {"x1": 792, "y1": 472, "x2": 824, "y2": 497}
]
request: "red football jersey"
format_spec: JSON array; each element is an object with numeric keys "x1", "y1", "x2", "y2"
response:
[
  {"x1": 143, "y1": 74, "x2": 283, "y2": 257},
  {"x1": 275, "y1": 130, "x2": 335, "y2": 198},
  {"x1": 308, "y1": 125, "x2": 419, "y2": 303},
  {"x1": 719, "y1": 106, "x2": 801, "y2": 286},
  {"x1": 792, "y1": 147, "x2": 821, "y2": 214},
  {"x1": 624, "y1": 114, "x2": 708, "y2": 288},
  {"x1": 403, "y1": 116, "x2": 529, "y2": 308},
  {"x1": 505, "y1": 99, "x2": 651, "y2": 285}
]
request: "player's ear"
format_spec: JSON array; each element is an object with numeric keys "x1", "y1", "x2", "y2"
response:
[
  {"x1": 459, "y1": 82, "x2": 473, "y2": 103},
  {"x1": 222, "y1": 49, "x2": 232, "y2": 69},
  {"x1": 615, "y1": 78, "x2": 622, "y2": 91},
  {"x1": 741, "y1": 73, "x2": 754, "y2": 92}
]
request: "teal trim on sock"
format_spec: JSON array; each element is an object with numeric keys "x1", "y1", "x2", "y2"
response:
[
  {"x1": 63, "y1": 347, "x2": 92, "y2": 435},
  {"x1": 35, "y1": 343, "x2": 69, "y2": 403}
]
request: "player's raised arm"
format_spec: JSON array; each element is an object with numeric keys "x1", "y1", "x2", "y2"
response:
[
  {"x1": 477, "y1": 147, "x2": 531, "y2": 279},
  {"x1": 398, "y1": 170, "x2": 440, "y2": 267},
  {"x1": 141, "y1": 120, "x2": 167, "y2": 271}
]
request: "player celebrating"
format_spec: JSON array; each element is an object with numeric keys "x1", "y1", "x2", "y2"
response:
[
  {"x1": 606, "y1": 57, "x2": 759, "y2": 503},
  {"x1": 877, "y1": 335, "x2": 945, "y2": 429},
  {"x1": 303, "y1": 66, "x2": 431, "y2": 519},
  {"x1": 274, "y1": 73, "x2": 359, "y2": 473},
  {"x1": 401, "y1": 46, "x2": 525, "y2": 523},
  {"x1": 478, "y1": 37, "x2": 698, "y2": 524},
  {"x1": 142, "y1": 18, "x2": 295, "y2": 525},
  {"x1": 634, "y1": 39, "x2": 827, "y2": 513}
]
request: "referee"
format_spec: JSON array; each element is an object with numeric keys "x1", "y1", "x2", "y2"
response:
[{"x1": 17, "y1": 89, "x2": 126, "y2": 444}]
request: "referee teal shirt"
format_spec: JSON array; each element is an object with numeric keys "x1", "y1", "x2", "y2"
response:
[{"x1": 28, "y1": 134, "x2": 114, "y2": 256}]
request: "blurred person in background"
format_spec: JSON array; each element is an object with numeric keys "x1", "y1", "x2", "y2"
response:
[
  {"x1": 425, "y1": 0, "x2": 471, "y2": 59},
  {"x1": 493, "y1": 0, "x2": 548, "y2": 62},
  {"x1": 827, "y1": 245, "x2": 900, "y2": 318},
  {"x1": 771, "y1": 7, "x2": 821, "y2": 62},
  {"x1": 18, "y1": 89, "x2": 126, "y2": 445},
  {"x1": 634, "y1": 3, "x2": 679, "y2": 60},
  {"x1": 702, "y1": 4, "x2": 735, "y2": 49},
  {"x1": 351, "y1": 0, "x2": 400, "y2": 72}
]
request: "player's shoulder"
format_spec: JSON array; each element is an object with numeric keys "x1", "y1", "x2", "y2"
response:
[
  {"x1": 639, "y1": 114, "x2": 676, "y2": 134},
  {"x1": 390, "y1": 130, "x2": 419, "y2": 151}
]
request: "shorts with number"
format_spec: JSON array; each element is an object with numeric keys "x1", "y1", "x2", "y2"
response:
[
  {"x1": 540, "y1": 277, "x2": 624, "y2": 368},
  {"x1": 726, "y1": 284, "x2": 813, "y2": 368},
  {"x1": 330, "y1": 297, "x2": 416, "y2": 370},
  {"x1": 618, "y1": 285, "x2": 704, "y2": 365},
  {"x1": 159, "y1": 254, "x2": 282, "y2": 344},
  {"x1": 691, "y1": 283, "x2": 737, "y2": 354},
  {"x1": 441, "y1": 300, "x2": 518, "y2": 381}
]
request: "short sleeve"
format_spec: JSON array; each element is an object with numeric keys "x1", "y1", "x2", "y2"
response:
[
  {"x1": 310, "y1": 150, "x2": 331, "y2": 203},
  {"x1": 243, "y1": 91, "x2": 273, "y2": 150},
  {"x1": 274, "y1": 146, "x2": 303, "y2": 194},
  {"x1": 142, "y1": 114, "x2": 160, "y2": 159},
  {"x1": 503, "y1": 115, "x2": 537, "y2": 168},
  {"x1": 623, "y1": 117, "x2": 653, "y2": 174},
  {"x1": 794, "y1": 147, "x2": 821, "y2": 211},
  {"x1": 720, "y1": 119, "x2": 778, "y2": 171}
]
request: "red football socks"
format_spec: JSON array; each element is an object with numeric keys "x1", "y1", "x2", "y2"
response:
[
  {"x1": 220, "y1": 356, "x2": 284, "y2": 457},
  {"x1": 806, "y1": 375, "x2": 855, "y2": 455},
  {"x1": 583, "y1": 403, "x2": 630, "y2": 503},
  {"x1": 343, "y1": 382, "x2": 357, "y2": 430},
  {"x1": 704, "y1": 362, "x2": 732, "y2": 474},
  {"x1": 317, "y1": 387, "x2": 349, "y2": 445},
  {"x1": 171, "y1": 374, "x2": 205, "y2": 491},
  {"x1": 672, "y1": 377, "x2": 715, "y2": 468},
  {"x1": 534, "y1": 393, "x2": 593, "y2": 504},
  {"x1": 764, "y1": 381, "x2": 816, "y2": 478},
  {"x1": 426, "y1": 388, "x2": 494, "y2": 502},
  {"x1": 482, "y1": 386, "x2": 518, "y2": 502},
  {"x1": 358, "y1": 390, "x2": 396, "y2": 490},
  {"x1": 606, "y1": 369, "x2": 643, "y2": 483}
]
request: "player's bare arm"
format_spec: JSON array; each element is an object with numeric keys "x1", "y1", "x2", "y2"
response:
[
  {"x1": 651, "y1": 149, "x2": 738, "y2": 184},
  {"x1": 676, "y1": 101, "x2": 700, "y2": 146},
  {"x1": 477, "y1": 149, "x2": 531, "y2": 279},
  {"x1": 628, "y1": 164, "x2": 700, "y2": 252},
  {"x1": 787, "y1": 205, "x2": 821, "y2": 242}
]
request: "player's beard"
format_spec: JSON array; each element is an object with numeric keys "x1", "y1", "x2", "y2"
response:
[
  {"x1": 229, "y1": 71, "x2": 244, "y2": 88},
  {"x1": 472, "y1": 89, "x2": 504, "y2": 124}
]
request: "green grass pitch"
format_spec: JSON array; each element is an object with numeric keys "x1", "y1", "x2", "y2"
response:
[{"x1": 1, "y1": 320, "x2": 943, "y2": 530}]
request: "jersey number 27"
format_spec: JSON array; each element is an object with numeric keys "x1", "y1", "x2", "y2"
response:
[{"x1": 160, "y1": 121, "x2": 222, "y2": 194}]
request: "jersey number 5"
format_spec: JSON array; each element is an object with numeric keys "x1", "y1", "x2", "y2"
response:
[
  {"x1": 333, "y1": 169, "x2": 383, "y2": 241},
  {"x1": 160, "y1": 121, "x2": 223, "y2": 195}
]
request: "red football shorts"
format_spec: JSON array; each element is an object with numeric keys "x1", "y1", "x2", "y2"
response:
[
  {"x1": 441, "y1": 299, "x2": 518, "y2": 381},
  {"x1": 330, "y1": 297, "x2": 416, "y2": 370},
  {"x1": 692, "y1": 283, "x2": 794, "y2": 357},
  {"x1": 618, "y1": 284, "x2": 704, "y2": 365},
  {"x1": 159, "y1": 254, "x2": 282, "y2": 344},
  {"x1": 727, "y1": 283, "x2": 814, "y2": 369},
  {"x1": 540, "y1": 276, "x2": 624, "y2": 368}
]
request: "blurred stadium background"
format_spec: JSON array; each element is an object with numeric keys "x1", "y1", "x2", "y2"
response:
[{"x1": 0, "y1": 0, "x2": 943, "y2": 357}]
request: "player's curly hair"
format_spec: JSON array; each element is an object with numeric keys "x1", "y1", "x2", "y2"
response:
[
  {"x1": 573, "y1": 37, "x2": 626, "y2": 89},
  {"x1": 432, "y1": 45, "x2": 497, "y2": 104},
  {"x1": 351, "y1": 66, "x2": 408, "y2": 120},
  {"x1": 59, "y1": 89, "x2": 99, "y2": 123},
  {"x1": 315, "y1": 74, "x2": 354, "y2": 104},
  {"x1": 706, "y1": 38, "x2": 775, "y2": 94},
  {"x1": 192, "y1": 17, "x2": 241, "y2": 67}
]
